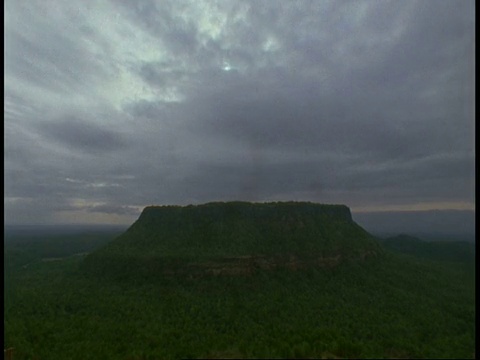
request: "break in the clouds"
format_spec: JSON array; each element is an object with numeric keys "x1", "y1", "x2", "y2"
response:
[{"x1": 4, "y1": 0, "x2": 475, "y2": 225}]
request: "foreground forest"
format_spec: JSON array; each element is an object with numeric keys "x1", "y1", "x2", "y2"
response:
[
  {"x1": 4, "y1": 228, "x2": 475, "y2": 359},
  {"x1": 3, "y1": 202, "x2": 476, "y2": 360}
]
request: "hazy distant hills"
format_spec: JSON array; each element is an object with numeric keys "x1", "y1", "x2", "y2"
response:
[
  {"x1": 4, "y1": 224, "x2": 129, "y2": 238},
  {"x1": 5, "y1": 209, "x2": 474, "y2": 242},
  {"x1": 380, "y1": 234, "x2": 475, "y2": 263},
  {"x1": 83, "y1": 202, "x2": 383, "y2": 279},
  {"x1": 353, "y1": 210, "x2": 475, "y2": 242}
]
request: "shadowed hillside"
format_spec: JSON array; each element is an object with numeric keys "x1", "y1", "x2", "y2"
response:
[{"x1": 83, "y1": 202, "x2": 383, "y2": 279}]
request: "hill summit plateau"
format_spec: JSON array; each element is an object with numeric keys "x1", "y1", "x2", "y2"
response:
[{"x1": 83, "y1": 201, "x2": 383, "y2": 279}]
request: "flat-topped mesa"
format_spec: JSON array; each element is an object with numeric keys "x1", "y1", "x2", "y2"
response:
[
  {"x1": 83, "y1": 201, "x2": 382, "y2": 279},
  {"x1": 139, "y1": 201, "x2": 353, "y2": 223}
]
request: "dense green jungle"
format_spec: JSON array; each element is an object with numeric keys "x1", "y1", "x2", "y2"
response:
[{"x1": 4, "y1": 203, "x2": 476, "y2": 359}]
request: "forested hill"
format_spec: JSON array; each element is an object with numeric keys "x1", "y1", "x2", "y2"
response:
[
  {"x1": 83, "y1": 202, "x2": 383, "y2": 279},
  {"x1": 380, "y1": 234, "x2": 475, "y2": 263}
]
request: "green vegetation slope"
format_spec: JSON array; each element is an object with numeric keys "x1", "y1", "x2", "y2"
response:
[{"x1": 83, "y1": 202, "x2": 383, "y2": 279}]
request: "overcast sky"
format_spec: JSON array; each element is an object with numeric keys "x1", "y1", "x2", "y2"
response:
[{"x1": 5, "y1": 0, "x2": 475, "y2": 225}]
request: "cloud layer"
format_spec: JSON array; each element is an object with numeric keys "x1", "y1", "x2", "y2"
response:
[{"x1": 4, "y1": 0, "x2": 475, "y2": 224}]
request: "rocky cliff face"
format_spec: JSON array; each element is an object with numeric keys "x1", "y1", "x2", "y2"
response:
[{"x1": 160, "y1": 250, "x2": 381, "y2": 278}]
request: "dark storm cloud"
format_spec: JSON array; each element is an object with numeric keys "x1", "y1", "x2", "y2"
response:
[
  {"x1": 38, "y1": 118, "x2": 129, "y2": 153},
  {"x1": 115, "y1": 0, "x2": 201, "y2": 56},
  {"x1": 4, "y1": 0, "x2": 475, "y2": 224},
  {"x1": 5, "y1": 3, "x2": 111, "y2": 97},
  {"x1": 6, "y1": 31, "x2": 88, "y2": 93}
]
